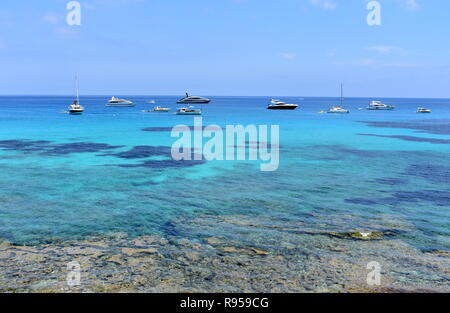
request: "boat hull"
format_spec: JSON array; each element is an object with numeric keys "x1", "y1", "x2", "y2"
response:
[
  {"x1": 176, "y1": 112, "x2": 202, "y2": 115},
  {"x1": 69, "y1": 111, "x2": 83, "y2": 115},
  {"x1": 106, "y1": 103, "x2": 135, "y2": 107},
  {"x1": 267, "y1": 105, "x2": 298, "y2": 110},
  {"x1": 176, "y1": 100, "x2": 210, "y2": 104},
  {"x1": 367, "y1": 107, "x2": 395, "y2": 110}
]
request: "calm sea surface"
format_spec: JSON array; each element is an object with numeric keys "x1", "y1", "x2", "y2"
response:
[{"x1": 0, "y1": 95, "x2": 449, "y2": 253}]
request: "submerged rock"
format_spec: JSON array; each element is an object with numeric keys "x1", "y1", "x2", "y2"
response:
[
  {"x1": 328, "y1": 230, "x2": 399, "y2": 241},
  {"x1": 121, "y1": 248, "x2": 158, "y2": 256},
  {"x1": 425, "y1": 250, "x2": 450, "y2": 258},
  {"x1": 222, "y1": 246, "x2": 270, "y2": 256}
]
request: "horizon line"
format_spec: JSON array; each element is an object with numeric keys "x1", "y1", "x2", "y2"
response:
[{"x1": 0, "y1": 94, "x2": 449, "y2": 100}]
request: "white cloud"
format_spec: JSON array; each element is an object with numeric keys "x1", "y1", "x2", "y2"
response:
[
  {"x1": 335, "y1": 58, "x2": 419, "y2": 68},
  {"x1": 335, "y1": 58, "x2": 376, "y2": 66},
  {"x1": 279, "y1": 52, "x2": 298, "y2": 60},
  {"x1": 42, "y1": 13, "x2": 59, "y2": 24},
  {"x1": 310, "y1": 0, "x2": 337, "y2": 10},
  {"x1": 55, "y1": 27, "x2": 80, "y2": 36},
  {"x1": 401, "y1": 0, "x2": 421, "y2": 11},
  {"x1": 365, "y1": 45, "x2": 404, "y2": 55}
]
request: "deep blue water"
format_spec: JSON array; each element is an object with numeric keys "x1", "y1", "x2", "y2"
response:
[{"x1": 0, "y1": 95, "x2": 449, "y2": 251}]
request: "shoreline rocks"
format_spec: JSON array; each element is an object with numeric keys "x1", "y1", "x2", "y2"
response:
[{"x1": 0, "y1": 215, "x2": 448, "y2": 293}]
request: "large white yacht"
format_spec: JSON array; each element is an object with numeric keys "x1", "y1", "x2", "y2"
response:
[
  {"x1": 267, "y1": 99, "x2": 299, "y2": 110},
  {"x1": 106, "y1": 96, "x2": 135, "y2": 107},
  {"x1": 367, "y1": 100, "x2": 395, "y2": 110},
  {"x1": 177, "y1": 93, "x2": 210, "y2": 104},
  {"x1": 68, "y1": 74, "x2": 84, "y2": 115}
]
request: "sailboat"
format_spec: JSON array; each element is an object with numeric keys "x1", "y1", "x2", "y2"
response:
[
  {"x1": 68, "y1": 73, "x2": 84, "y2": 115},
  {"x1": 327, "y1": 83, "x2": 350, "y2": 114}
]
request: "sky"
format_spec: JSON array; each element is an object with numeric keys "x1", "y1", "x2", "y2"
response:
[{"x1": 0, "y1": 0, "x2": 449, "y2": 97}]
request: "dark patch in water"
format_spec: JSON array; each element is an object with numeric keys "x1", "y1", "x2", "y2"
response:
[
  {"x1": 405, "y1": 164, "x2": 450, "y2": 184},
  {"x1": 162, "y1": 221, "x2": 180, "y2": 237},
  {"x1": 359, "y1": 133, "x2": 450, "y2": 145},
  {"x1": 100, "y1": 146, "x2": 172, "y2": 159},
  {"x1": 0, "y1": 140, "x2": 52, "y2": 152},
  {"x1": 346, "y1": 190, "x2": 450, "y2": 207},
  {"x1": 328, "y1": 145, "x2": 385, "y2": 158},
  {"x1": 45, "y1": 143, "x2": 124, "y2": 156},
  {"x1": 360, "y1": 120, "x2": 450, "y2": 135},
  {"x1": 118, "y1": 157, "x2": 206, "y2": 169},
  {"x1": 345, "y1": 198, "x2": 378, "y2": 205},
  {"x1": 373, "y1": 178, "x2": 409, "y2": 186},
  {"x1": 0, "y1": 139, "x2": 123, "y2": 156},
  {"x1": 103, "y1": 145, "x2": 206, "y2": 169},
  {"x1": 131, "y1": 181, "x2": 160, "y2": 187},
  {"x1": 300, "y1": 145, "x2": 386, "y2": 160},
  {"x1": 391, "y1": 190, "x2": 450, "y2": 207}
]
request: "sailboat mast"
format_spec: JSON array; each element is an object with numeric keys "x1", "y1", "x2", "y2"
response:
[
  {"x1": 340, "y1": 83, "x2": 343, "y2": 106},
  {"x1": 75, "y1": 73, "x2": 79, "y2": 103}
]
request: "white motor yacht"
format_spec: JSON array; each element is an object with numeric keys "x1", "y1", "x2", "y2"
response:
[
  {"x1": 417, "y1": 107, "x2": 432, "y2": 113},
  {"x1": 152, "y1": 106, "x2": 171, "y2": 112},
  {"x1": 367, "y1": 100, "x2": 395, "y2": 110},
  {"x1": 106, "y1": 96, "x2": 135, "y2": 107},
  {"x1": 267, "y1": 99, "x2": 299, "y2": 110},
  {"x1": 175, "y1": 106, "x2": 202, "y2": 115}
]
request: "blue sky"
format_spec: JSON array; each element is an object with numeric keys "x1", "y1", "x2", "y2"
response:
[{"x1": 0, "y1": 0, "x2": 449, "y2": 97}]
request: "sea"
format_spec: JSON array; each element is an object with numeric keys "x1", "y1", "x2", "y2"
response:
[{"x1": 0, "y1": 95, "x2": 449, "y2": 253}]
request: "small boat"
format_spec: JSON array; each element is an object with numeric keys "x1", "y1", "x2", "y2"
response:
[
  {"x1": 327, "y1": 84, "x2": 350, "y2": 114},
  {"x1": 148, "y1": 100, "x2": 156, "y2": 104},
  {"x1": 367, "y1": 100, "x2": 395, "y2": 110},
  {"x1": 68, "y1": 74, "x2": 84, "y2": 115},
  {"x1": 327, "y1": 106, "x2": 350, "y2": 114},
  {"x1": 175, "y1": 106, "x2": 202, "y2": 115},
  {"x1": 417, "y1": 107, "x2": 432, "y2": 113},
  {"x1": 106, "y1": 96, "x2": 135, "y2": 107},
  {"x1": 267, "y1": 99, "x2": 298, "y2": 110},
  {"x1": 177, "y1": 93, "x2": 210, "y2": 104},
  {"x1": 152, "y1": 106, "x2": 171, "y2": 112}
]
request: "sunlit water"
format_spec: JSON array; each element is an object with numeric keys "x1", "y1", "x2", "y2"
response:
[{"x1": 0, "y1": 95, "x2": 449, "y2": 253}]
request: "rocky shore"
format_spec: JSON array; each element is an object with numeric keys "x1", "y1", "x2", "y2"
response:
[{"x1": 0, "y1": 214, "x2": 448, "y2": 293}]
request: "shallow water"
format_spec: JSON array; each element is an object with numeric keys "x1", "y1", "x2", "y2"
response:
[{"x1": 0, "y1": 95, "x2": 449, "y2": 255}]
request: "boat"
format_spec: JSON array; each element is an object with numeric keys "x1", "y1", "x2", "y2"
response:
[
  {"x1": 267, "y1": 99, "x2": 299, "y2": 110},
  {"x1": 106, "y1": 96, "x2": 135, "y2": 107},
  {"x1": 152, "y1": 106, "x2": 171, "y2": 112},
  {"x1": 175, "y1": 106, "x2": 202, "y2": 115},
  {"x1": 367, "y1": 100, "x2": 395, "y2": 110},
  {"x1": 417, "y1": 107, "x2": 432, "y2": 113},
  {"x1": 327, "y1": 106, "x2": 350, "y2": 114},
  {"x1": 177, "y1": 93, "x2": 210, "y2": 104},
  {"x1": 148, "y1": 100, "x2": 156, "y2": 104},
  {"x1": 68, "y1": 74, "x2": 84, "y2": 115},
  {"x1": 327, "y1": 84, "x2": 350, "y2": 114}
]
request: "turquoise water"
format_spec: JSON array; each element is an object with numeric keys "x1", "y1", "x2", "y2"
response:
[{"x1": 0, "y1": 95, "x2": 449, "y2": 251}]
